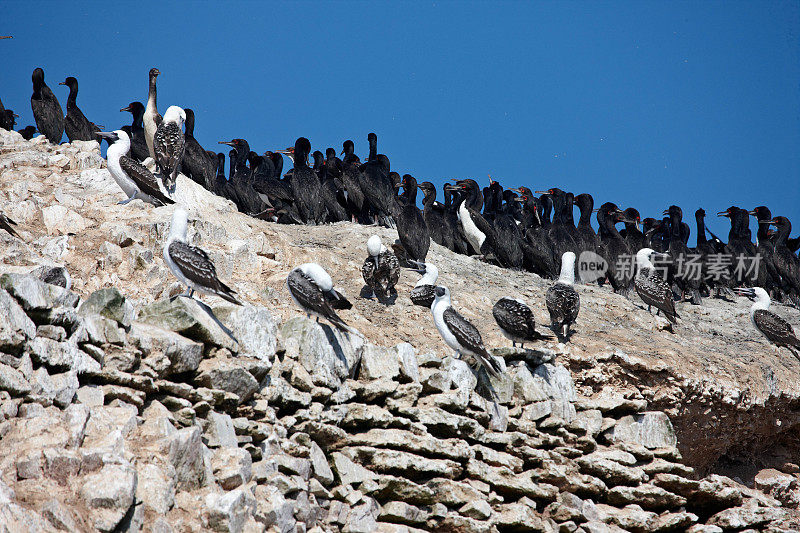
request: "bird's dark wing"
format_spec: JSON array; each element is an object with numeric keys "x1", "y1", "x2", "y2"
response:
[
  {"x1": 635, "y1": 269, "x2": 677, "y2": 322},
  {"x1": 443, "y1": 307, "x2": 487, "y2": 356},
  {"x1": 119, "y1": 155, "x2": 174, "y2": 205},
  {"x1": 325, "y1": 288, "x2": 352, "y2": 310},
  {"x1": 288, "y1": 270, "x2": 347, "y2": 329},
  {"x1": 168, "y1": 241, "x2": 240, "y2": 304},
  {"x1": 410, "y1": 285, "x2": 436, "y2": 308},
  {"x1": 754, "y1": 310, "x2": 800, "y2": 348},
  {"x1": 492, "y1": 298, "x2": 531, "y2": 338}
]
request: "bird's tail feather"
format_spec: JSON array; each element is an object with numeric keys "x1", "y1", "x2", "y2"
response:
[
  {"x1": 217, "y1": 282, "x2": 242, "y2": 306},
  {"x1": 479, "y1": 352, "x2": 503, "y2": 378}
]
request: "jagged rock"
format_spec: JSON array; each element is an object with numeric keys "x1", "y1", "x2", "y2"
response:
[
  {"x1": 595, "y1": 503, "x2": 657, "y2": 532},
  {"x1": 576, "y1": 452, "x2": 647, "y2": 486},
  {"x1": 380, "y1": 501, "x2": 428, "y2": 525},
  {"x1": 129, "y1": 322, "x2": 204, "y2": 375},
  {"x1": 396, "y1": 343, "x2": 419, "y2": 382},
  {"x1": 459, "y1": 499, "x2": 492, "y2": 520},
  {"x1": 195, "y1": 357, "x2": 259, "y2": 403},
  {"x1": 138, "y1": 297, "x2": 238, "y2": 352},
  {"x1": 371, "y1": 475, "x2": 437, "y2": 505},
  {"x1": 508, "y1": 360, "x2": 550, "y2": 403},
  {"x1": 343, "y1": 498, "x2": 380, "y2": 533},
  {"x1": 0, "y1": 363, "x2": 31, "y2": 396},
  {"x1": 137, "y1": 462, "x2": 176, "y2": 515},
  {"x1": 606, "y1": 484, "x2": 687, "y2": 511},
  {"x1": 27, "y1": 336, "x2": 101, "y2": 373},
  {"x1": 360, "y1": 344, "x2": 400, "y2": 381},
  {"x1": 494, "y1": 498, "x2": 547, "y2": 532},
  {"x1": 0, "y1": 288, "x2": 36, "y2": 353},
  {"x1": 167, "y1": 426, "x2": 207, "y2": 490},
  {"x1": 78, "y1": 287, "x2": 131, "y2": 326},
  {"x1": 29, "y1": 367, "x2": 78, "y2": 407},
  {"x1": 605, "y1": 412, "x2": 677, "y2": 449},
  {"x1": 41, "y1": 498, "x2": 79, "y2": 531},
  {"x1": 425, "y1": 478, "x2": 484, "y2": 506},
  {"x1": 212, "y1": 446, "x2": 253, "y2": 490},
  {"x1": 205, "y1": 411, "x2": 239, "y2": 448},
  {"x1": 440, "y1": 356, "x2": 477, "y2": 391},
  {"x1": 534, "y1": 362, "x2": 577, "y2": 422},
  {"x1": 79, "y1": 463, "x2": 138, "y2": 532},
  {"x1": 466, "y1": 459, "x2": 558, "y2": 500},
  {"x1": 309, "y1": 441, "x2": 335, "y2": 486},
  {"x1": 331, "y1": 452, "x2": 377, "y2": 485},
  {"x1": 253, "y1": 484, "x2": 295, "y2": 532},
  {"x1": 223, "y1": 304, "x2": 278, "y2": 363},
  {"x1": 205, "y1": 488, "x2": 257, "y2": 533},
  {"x1": 652, "y1": 511, "x2": 698, "y2": 531},
  {"x1": 0, "y1": 273, "x2": 79, "y2": 313},
  {"x1": 706, "y1": 506, "x2": 784, "y2": 529},
  {"x1": 345, "y1": 446, "x2": 463, "y2": 479},
  {"x1": 343, "y1": 428, "x2": 471, "y2": 461},
  {"x1": 281, "y1": 317, "x2": 363, "y2": 389}
]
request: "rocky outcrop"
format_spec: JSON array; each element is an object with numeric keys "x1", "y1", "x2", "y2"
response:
[{"x1": 2, "y1": 130, "x2": 800, "y2": 531}]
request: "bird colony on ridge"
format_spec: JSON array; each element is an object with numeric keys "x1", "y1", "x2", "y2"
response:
[{"x1": 2, "y1": 67, "x2": 800, "y2": 379}]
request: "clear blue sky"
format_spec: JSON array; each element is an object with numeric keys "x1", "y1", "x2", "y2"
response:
[{"x1": 3, "y1": 1, "x2": 799, "y2": 244}]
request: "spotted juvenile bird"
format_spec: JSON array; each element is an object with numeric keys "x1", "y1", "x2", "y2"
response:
[
  {"x1": 163, "y1": 207, "x2": 241, "y2": 305},
  {"x1": 361, "y1": 235, "x2": 400, "y2": 300},
  {"x1": 431, "y1": 286, "x2": 503, "y2": 377},
  {"x1": 546, "y1": 251, "x2": 580, "y2": 341},
  {"x1": 735, "y1": 287, "x2": 800, "y2": 353},
  {"x1": 634, "y1": 248, "x2": 679, "y2": 323},
  {"x1": 153, "y1": 105, "x2": 186, "y2": 192},
  {"x1": 493, "y1": 297, "x2": 552, "y2": 348}
]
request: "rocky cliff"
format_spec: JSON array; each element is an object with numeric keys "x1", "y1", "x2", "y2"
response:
[{"x1": 1, "y1": 129, "x2": 799, "y2": 532}]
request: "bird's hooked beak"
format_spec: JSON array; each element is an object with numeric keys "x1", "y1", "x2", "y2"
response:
[
  {"x1": 760, "y1": 219, "x2": 777, "y2": 225},
  {"x1": 58, "y1": 81, "x2": 66, "y2": 86},
  {"x1": 95, "y1": 131, "x2": 116, "y2": 141},
  {"x1": 591, "y1": 208, "x2": 600, "y2": 213},
  {"x1": 662, "y1": 209, "x2": 670, "y2": 216},
  {"x1": 12, "y1": 113, "x2": 18, "y2": 118},
  {"x1": 404, "y1": 259, "x2": 427, "y2": 274},
  {"x1": 717, "y1": 210, "x2": 731, "y2": 217},
  {"x1": 218, "y1": 140, "x2": 236, "y2": 147},
  {"x1": 534, "y1": 190, "x2": 548, "y2": 195},
  {"x1": 120, "y1": 105, "x2": 132, "y2": 112},
  {"x1": 747, "y1": 209, "x2": 757, "y2": 216}
]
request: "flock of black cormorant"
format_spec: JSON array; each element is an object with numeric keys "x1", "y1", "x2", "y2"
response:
[{"x1": 2, "y1": 67, "x2": 799, "y2": 374}]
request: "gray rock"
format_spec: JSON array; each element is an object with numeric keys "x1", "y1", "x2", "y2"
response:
[
  {"x1": 440, "y1": 357, "x2": 477, "y2": 391},
  {"x1": 281, "y1": 317, "x2": 363, "y2": 389},
  {"x1": 380, "y1": 501, "x2": 429, "y2": 525},
  {"x1": 167, "y1": 426, "x2": 207, "y2": 490},
  {"x1": 343, "y1": 498, "x2": 380, "y2": 533},
  {"x1": 78, "y1": 287, "x2": 130, "y2": 326},
  {"x1": 27, "y1": 336, "x2": 101, "y2": 373},
  {"x1": 533, "y1": 362, "x2": 577, "y2": 422},
  {"x1": 253, "y1": 484, "x2": 296, "y2": 533},
  {"x1": 138, "y1": 297, "x2": 238, "y2": 352},
  {"x1": 396, "y1": 342, "x2": 419, "y2": 382},
  {"x1": 421, "y1": 368, "x2": 452, "y2": 393},
  {"x1": 29, "y1": 367, "x2": 78, "y2": 407},
  {"x1": 331, "y1": 452, "x2": 377, "y2": 485},
  {"x1": 76, "y1": 385, "x2": 105, "y2": 407},
  {"x1": 136, "y1": 462, "x2": 176, "y2": 515},
  {"x1": 0, "y1": 362, "x2": 31, "y2": 396},
  {"x1": 0, "y1": 273, "x2": 79, "y2": 313},
  {"x1": 79, "y1": 463, "x2": 138, "y2": 532},
  {"x1": 0, "y1": 288, "x2": 36, "y2": 353},
  {"x1": 205, "y1": 411, "x2": 239, "y2": 448},
  {"x1": 359, "y1": 344, "x2": 400, "y2": 381},
  {"x1": 195, "y1": 357, "x2": 259, "y2": 403},
  {"x1": 42, "y1": 498, "x2": 78, "y2": 531},
  {"x1": 606, "y1": 412, "x2": 678, "y2": 449},
  {"x1": 309, "y1": 441, "x2": 335, "y2": 486},
  {"x1": 225, "y1": 305, "x2": 278, "y2": 363},
  {"x1": 212, "y1": 447, "x2": 253, "y2": 490},
  {"x1": 508, "y1": 361, "x2": 549, "y2": 403},
  {"x1": 205, "y1": 488, "x2": 257, "y2": 533}
]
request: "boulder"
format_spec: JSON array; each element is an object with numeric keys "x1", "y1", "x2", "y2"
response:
[
  {"x1": 138, "y1": 297, "x2": 238, "y2": 352},
  {"x1": 605, "y1": 412, "x2": 677, "y2": 449}
]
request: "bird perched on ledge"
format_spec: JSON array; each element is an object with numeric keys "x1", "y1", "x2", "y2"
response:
[
  {"x1": 154, "y1": 105, "x2": 186, "y2": 192},
  {"x1": 493, "y1": 297, "x2": 552, "y2": 348},
  {"x1": 287, "y1": 263, "x2": 351, "y2": 331},
  {"x1": 546, "y1": 251, "x2": 581, "y2": 341},
  {"x1": 735, "y1": 287, "x2": 800, "y2": 354}
]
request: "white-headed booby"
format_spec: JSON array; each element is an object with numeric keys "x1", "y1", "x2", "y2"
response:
[
  {"x1": 361, "y1": 235, "x2": 400, "y2": 299},
  {"x1": 97, "y1": 130, "x2": 174, "y2": 206},
  {"x1": 154, "y1": 105, "x2": 186, "y2": 192},
  {"x1": 634, "y1": 248, "x2": 679, "y2": 323},
  {"x1": 493, "y1": 297, "x2": 552, "y2": 347},
  {"x1": 546, "y1": 251, "x2": 580, "y2": 340},
  {"x1": 432, "y1": 285, "x2": 503, "y2": 377},
  {"x1": 409, "y1": 260, "x2": 438, "y2": 308},
  {"x1": 287, "y1": 263, "x2": 350, "y2": 330},
  {"x1": 734, "y1": 287, "x2": 800, "y2": 353},
  {"x1": 163, "y1": 207, "x2": 241, "y2": 305}
]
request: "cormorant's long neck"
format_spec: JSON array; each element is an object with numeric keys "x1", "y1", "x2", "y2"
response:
[
  {"x1": 184, "y1": 115, "x2": 195, "y2": 137},
  {"x1": 403, "y1": 183, "x2": 417, "y2": 204},
  {"x1": 564, "y1": 195, "x2": 576, "y2": 228},
  {"x1": 577, "y1": 202, "x2": 592, "y2": 228},
  {"x1": 540, "y1": 197, "x2": 553, "y2": 229},
  {"x1": 774, "y1": 222, "x2": 791, "y2": 246},
  {"x1": 603, "y1": 216, "x2": 623, "y2": 240},
  {"x1": 368, "y1": 140, "x2": 377, "y2": 161},
  {"x1": 755, "y1": 215, "x2": 770, "y2": 242},
  {"x1": 421, "y1": 189, "x2": 435, "y2": 209},
  {"x1": 670, "y1": 213, "x2": 682, "y2": 239},
  {"x1": 147, "y1": 76, "x2": 157, "y2": 108},
  {"x1": 32, "y1": 80, "x2": 43, "y2": 99},
  {"x1": 67, "y1": 85, "x2": 78, "y2": 106},
  {"x1": 696, "y1": 215, "x2": 708, "y2": 245},
  {"x1": 132, "y1": 109, "x2": 144, "y2": 129}
]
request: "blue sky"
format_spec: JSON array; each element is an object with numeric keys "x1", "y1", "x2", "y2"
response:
[{"x1": 3, "y1": 1, "x2": 799, "y2": 243}]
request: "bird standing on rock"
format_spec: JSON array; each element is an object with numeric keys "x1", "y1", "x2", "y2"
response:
[
  {"x1": 362, "y1": 235, "x2": 400, "y2": 300},
  {"x1": 163, "y1": 207, "x2": 241, "y2": 305},
  {"x1": 144, "y1": 68, "x2": 161, "y2": 160},
  {"x1": 634, "y1": 248, "x2": 679, "y2": 324},
  {"x1": 734, "y1": 287, "x2": 800, "y2": 354},
  {"x1": 431, "y1": 286, "x2": 503, "y2": 377},
  {"x1": 286, "y1": 263, "x2": 351, "y2": 331},
  {"x1": 153, "y1": 106, "x2": 186, "y2": 192},
  {"x1": 493, "y1": 297, "x2": 552, "y2": 348},
  {"x1": 97, "y1": 130, "x2": 174, "y2": 206},
  {"x1": 546, "y1": 251, "x2": 580, "y2": 341},
  {"x1": 30, "y1": 67, "x2": 64, "y2": 144},
  {"x1": 59, "y1": 76, "x2": 99, "y2": 142}
]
